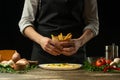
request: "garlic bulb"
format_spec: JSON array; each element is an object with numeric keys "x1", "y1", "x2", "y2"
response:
[
  {"x1": 110, "y1": 58, "x2": 120, "y2": 66},
  {"x1": 113, "y1": 58, "x2": 120, "y2": 64}
]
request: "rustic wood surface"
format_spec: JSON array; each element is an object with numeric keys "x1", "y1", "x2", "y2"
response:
[{"x1": 0, "y1": 68, "x2": 120, "y2": 80}]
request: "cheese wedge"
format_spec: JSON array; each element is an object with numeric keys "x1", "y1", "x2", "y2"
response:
[{"x1": 0, "y1": 50, "x2": 15, "y2": 61}]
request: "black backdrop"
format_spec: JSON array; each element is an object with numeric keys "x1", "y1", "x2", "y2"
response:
[{"x1": 1, "y1": 0, "x2": 120, "y2": 59}]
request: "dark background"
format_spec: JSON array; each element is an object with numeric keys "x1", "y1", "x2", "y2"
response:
[{"x1": 1, "y1": 0, "x2": 120, "y2": 59}]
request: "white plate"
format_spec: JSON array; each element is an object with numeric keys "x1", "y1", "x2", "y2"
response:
[{"x1": 38, "y1": 63, "x2": 82, "y2": 70}]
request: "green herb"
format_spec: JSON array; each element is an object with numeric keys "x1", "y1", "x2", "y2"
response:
[
  {"x1": 83, "y1": 61, "x2": 120, "y2": 72},
  {"x1": 0, "y1": 64, "x2": 38, "y2": 74},
  {"x1": 83, "y1": 61, "x2": 109, "y2": 72},
  {"x1": 0, "y1": 64, "x2": 15, "y2": 73}
]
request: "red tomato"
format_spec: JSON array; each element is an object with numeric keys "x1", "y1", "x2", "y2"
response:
[
  {"x1": 105, "y1": 59, "x2": 112, "y2": 64},
  {"x1": 95, "y1": 58, "x2": 106, "y2": 67}
]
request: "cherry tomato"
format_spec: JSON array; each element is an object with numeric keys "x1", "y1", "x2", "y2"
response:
[{"x1": 95, "y1": 58, "x2": 106, "y2": 67}]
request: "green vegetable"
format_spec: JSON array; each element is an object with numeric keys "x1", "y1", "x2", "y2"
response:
[
  {"x1": 83, "y1": 61, "x2": 110, "y2": 72},
  {"x1": 0, "y1": 64, "x2": 38, "y2": 74}
]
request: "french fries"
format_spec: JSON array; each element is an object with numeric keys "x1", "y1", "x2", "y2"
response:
[
  {"x1": 63, "y1": 33, "x2": 72, "y2": 41},
  {"x1": 51, "y1": 33, "x2": 72, "y2": 41}
]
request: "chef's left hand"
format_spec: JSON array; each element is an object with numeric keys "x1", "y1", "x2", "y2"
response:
[{"x1": 60, "y1": 39, "x2": 83, "y2": 56}]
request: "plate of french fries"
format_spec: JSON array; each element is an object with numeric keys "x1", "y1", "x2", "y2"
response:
[{"x1": 51, "y1": 33, "x2": 72, "y2": 41}]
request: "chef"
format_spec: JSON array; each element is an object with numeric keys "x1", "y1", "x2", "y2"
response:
[{"x1": 18, "y1": 0, "x2": 99, "y2": 64}]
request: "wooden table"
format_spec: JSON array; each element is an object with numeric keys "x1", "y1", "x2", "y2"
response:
[{"x1": 0, "y1": 68, "x2": 120, "y2": 80}]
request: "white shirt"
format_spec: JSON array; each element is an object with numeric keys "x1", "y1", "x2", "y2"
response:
[{"x1": 18, "y1": 0, "x2": 99, "y2": 36}]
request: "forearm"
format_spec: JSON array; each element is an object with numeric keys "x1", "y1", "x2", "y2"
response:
[
  {"x1": 23, "y1": 26, "x2": 44, "y2": 45},
  {"x1": 78, "y1": 29, "x2": 94, "y2": 46},
  {"x1": 23, "y1": 26, "x2": 63, "y2": 56}
]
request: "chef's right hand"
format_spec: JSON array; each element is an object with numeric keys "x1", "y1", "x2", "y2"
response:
[{"x1": 39, "y1": 36, "x2": 62, "y2": 56}]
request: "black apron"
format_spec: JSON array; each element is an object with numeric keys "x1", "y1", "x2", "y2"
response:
[{"x1": 31, "y1": 0, "x2": 86, "y2": 64}]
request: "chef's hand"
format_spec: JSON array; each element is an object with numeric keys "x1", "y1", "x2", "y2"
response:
[
  {"x1": 60, "y1": 29, "x2": 95, "y2": 56},
  {"x1": 60, "y1": 38, "x2": 84, "y2": 56},
  {"x1": 39, "y1": 37, "x2": 63, "y2": 56}
]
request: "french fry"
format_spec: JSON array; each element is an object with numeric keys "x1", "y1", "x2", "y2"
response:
[
  {"x1": 51, "y1": 34, "x2": 58, "y2": 41},
  {"x1": 66, "y1": 34, "x2": 72, "y2": 40},
  {"x1": 51, "y1": 34, "x2": 54, "y2": 39},
  {"x1": 63, "y1": 33, "x2": 72, "y2": 40},
  {"x1": 58, "y1": 33, "x2": 64, "y2": 41}
]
